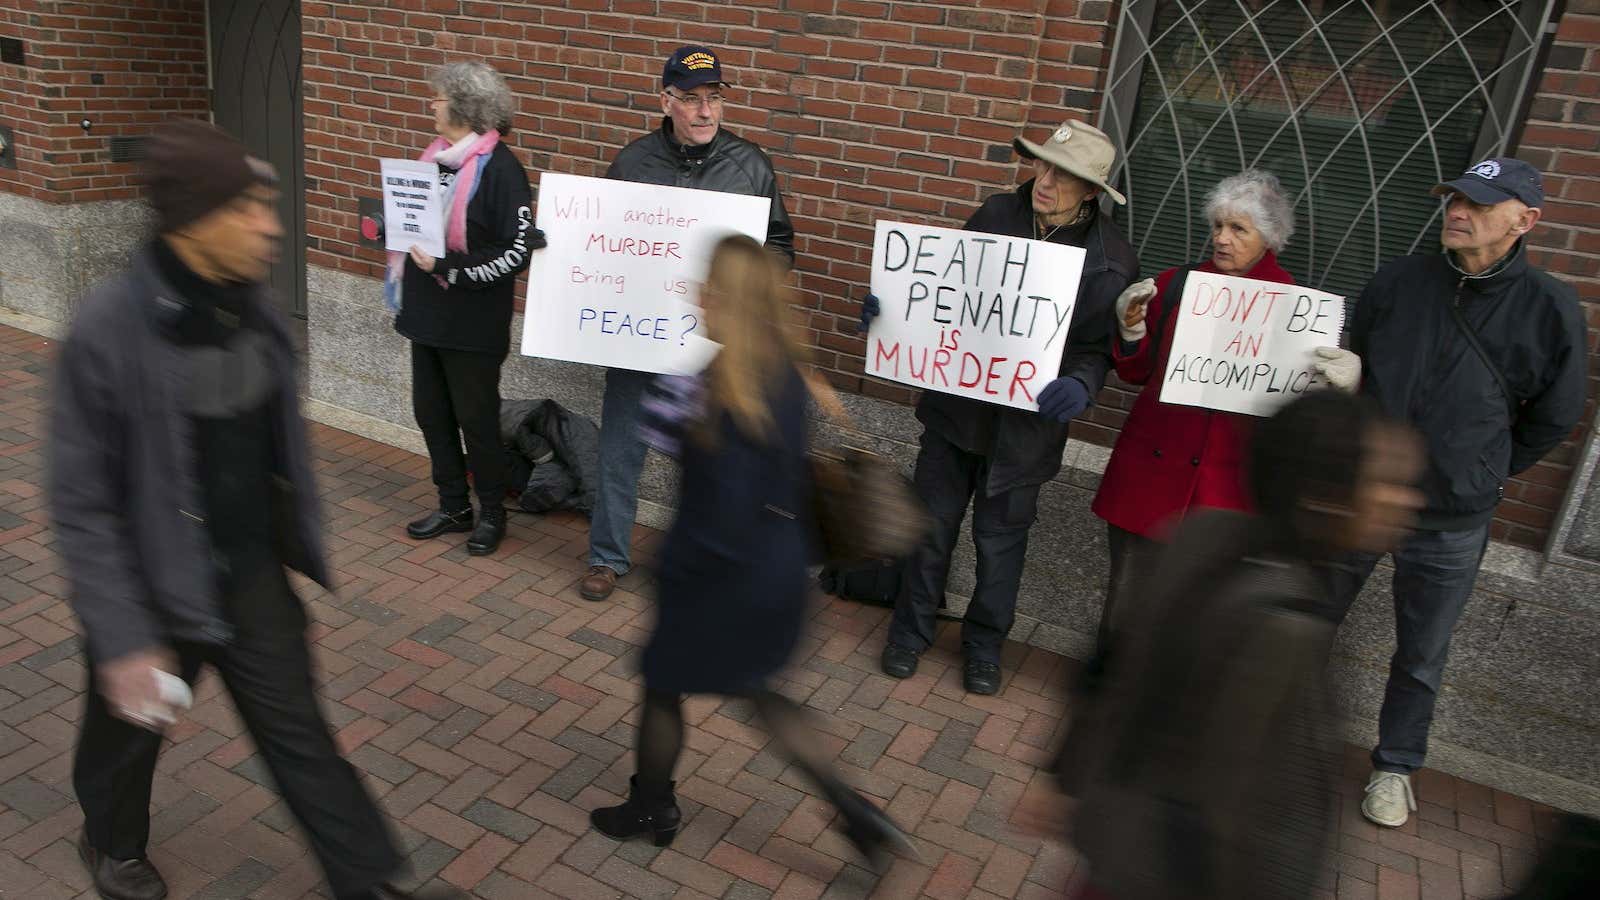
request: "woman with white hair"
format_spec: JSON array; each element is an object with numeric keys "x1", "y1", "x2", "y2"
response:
[
  {"x1": 1088, "y1": 170, "x2": 1298, "y2": 656},
  {"x1": 393, "y1": 60, "x2": 544, "y2": 557}
]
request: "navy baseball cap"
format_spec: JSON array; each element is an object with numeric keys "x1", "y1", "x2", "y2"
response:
[
  {"x1": 1432, "y1": 157, "x2": 1544, "y2": 208},
  {"x1": 663, "y1": 45, "x2": 724, "y2": 91}
]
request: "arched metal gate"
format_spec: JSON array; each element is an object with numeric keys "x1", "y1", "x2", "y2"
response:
[
  {"x1": 207, "y1": 0, "x2": 305, "y2": 317},
  {"x1": 1099, "y1": 0, "x2": 1561, "y2": 298}
]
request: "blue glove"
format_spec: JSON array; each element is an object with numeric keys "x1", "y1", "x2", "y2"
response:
[
  {"x1": 1037, "y1": 377, "x2": 1091, "y2": 423},
  {"x1": 858, "y1": 294, "x2": 880, "y2": 334}
]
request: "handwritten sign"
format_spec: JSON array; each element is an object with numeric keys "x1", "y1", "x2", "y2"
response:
[
  {"x1": 379, "y1": 159, "x2": 444, "y2": 259},
  {"x1": 520, "y1": 173, "x2": 771, "y2": 375},
  {"x1": 1159, "y1": 271, "x2": 1346, "y2": 417},
  {"x1": 864, "y1": 220, "x2": 1085, "y2": 410}
]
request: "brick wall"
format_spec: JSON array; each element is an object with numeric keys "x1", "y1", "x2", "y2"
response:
[
  {"x1": 0, "y1": 0, "x2": 207, "y2": 204},
  {"x1": 1507, "y1": 5, "x2": 1600, "y2": 550}
]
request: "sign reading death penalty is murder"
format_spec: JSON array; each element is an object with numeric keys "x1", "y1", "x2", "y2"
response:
[
  {"x1": 520, "y1": 173, "x2": 771, "y2": 375},
  {"x1": 1159, "y1": 271, "x2": 1346, "y2": 417},
  {"x1": 379, "y1": 159, "x2": 444, "y2": 259},
  {"x1": 865, "y1": 221, "x2": 1085, "y2": 411}
]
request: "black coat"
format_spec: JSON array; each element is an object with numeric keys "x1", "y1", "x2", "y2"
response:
[
  {"x1": 49, "y1": 248, "x2": 331, "y2": 664},
  {"x1": 1351, "y1": 244, "x2": 1588, "y2": 530},
  {"x1": 395, "y1": 141, "x2": 540, "y2": 355},
  {"x1": 915, "y1": 183, "x2": 1139, "y2": 495},
  {"x1": 607, "y1": 118, "x2": 795, "y2": 266},
  {"x1": 641, "y1": 367, "x2": 812, "y2": 694}
]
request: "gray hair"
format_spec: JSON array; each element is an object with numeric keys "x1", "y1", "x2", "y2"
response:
[
  {"x1": 429, "y1": 61, "x2": 514, "y2": 134},
  {"x1": 1204, "y1": 169, "x2": 1295, "y2": 252}
]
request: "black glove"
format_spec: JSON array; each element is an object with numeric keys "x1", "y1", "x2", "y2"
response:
[
  {"x1": 1037, "y1": 377, "x2": 1091, "y2": 423},
  {"x1": 858, "y1": 294, "x2": 880, "y2": 335}
]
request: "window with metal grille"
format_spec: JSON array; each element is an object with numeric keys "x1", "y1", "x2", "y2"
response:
[{"x1": 1100, "y1": 1, "x2": 1559, "y2": 298}]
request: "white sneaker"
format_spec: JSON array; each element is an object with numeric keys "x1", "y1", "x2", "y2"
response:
[{"x1": 1362, "y1": 770, "x2": 1416, "y2": 827}]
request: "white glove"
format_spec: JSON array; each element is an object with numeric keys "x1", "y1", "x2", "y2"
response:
[
  {"x1": 1114, "y1": 278, "x2": 1157, "y2": 343},
  {"x1": 1311, "y1": 346, "x2": 1361, "y2": 393}
]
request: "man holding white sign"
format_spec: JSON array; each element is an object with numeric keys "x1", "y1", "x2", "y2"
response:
[
  {"x1": 860, "y1": 120, "x2": 1137, "y2": 695},
  {"x1": 577, "y1": 45, "x2": 795, "y2": 603},
  {"x1": 1314, "y1": 158, "x2": 1588, "y2": 829}
]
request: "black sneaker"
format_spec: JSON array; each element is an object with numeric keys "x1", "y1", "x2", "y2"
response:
[
  {"x1": 963, "y1": 658, "x2": 1002, "y2": 695},
  {"x1": 880, "y1": 643, "x2": 920, "y2": 679}
]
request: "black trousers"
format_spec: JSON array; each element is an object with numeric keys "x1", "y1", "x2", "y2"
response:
[
  {"x1": 888, "y1": 429, "x2": 1042, "y2": 664},
  {"x1": 73, "y1": 569, "x2": 402, "y2": 899},
  {"x1": 410, "y1": 342, "x2": 507, "y2": 511}
]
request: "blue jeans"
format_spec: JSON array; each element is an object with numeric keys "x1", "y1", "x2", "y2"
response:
[
  {"x1": 588, "y1": 368, "x2": 652, "y2": 575},
  {"x1": 1321, "y1": 524, "x2": 1491, "y2": 774}
]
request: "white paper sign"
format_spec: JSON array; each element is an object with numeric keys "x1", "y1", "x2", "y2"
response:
[
  {"x1": 1159, "y1": 271, "x2": 1346, "y2": 416},
  {"x1": 379, "y1": 159, "x2": 444, "y2": 259},
  {"x1": 520, "y1": 173, "x2": 771, "y2": 375},
  {"x1": 865, "y1": 220, "x2": 1085, "y2": 410}
]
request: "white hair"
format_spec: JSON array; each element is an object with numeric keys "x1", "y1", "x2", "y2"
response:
[
  {"x1": 1204, "y1": 169, "x2": 1295, "y2": 252},
  {"x1": 429, "y1": 61, "x2": 514, "y2": 134}
]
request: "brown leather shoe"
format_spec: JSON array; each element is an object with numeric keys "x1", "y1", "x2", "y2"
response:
[
  {"x1": 78, "y1": 830, "x2": 168, "y2": 900},
  {"x1": 579, "y1": 565, "x2": 618, "y2": 601}
]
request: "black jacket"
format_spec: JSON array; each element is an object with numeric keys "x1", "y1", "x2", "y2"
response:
[
  {"x1": 1352, "y1": 244, "x2": 1588, "y2": 530},
  {"x1": 395, "y1": 141, "x2": 540, "y2": 355},
  {"x1": 915, "y1": 182, "x2": 1138, "y2": 495},
  {"x1": 607, "y1": 118, "x2": 795, "y2": 265},
  {"x1": 49, "y1": 248, "x2": 332, "y2": 664}
]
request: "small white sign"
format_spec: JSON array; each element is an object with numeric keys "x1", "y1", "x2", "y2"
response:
[
  {"x1": 1159, "y1": 271, "x2": 1346, "y2": 417},
  {"x1": 379, "y1": 159, "x2": 444, "y2": 259},
  {"x1": 520, "y1": 173, "x2": 771, "y2": 375},
  {"x1": 864, "y1": 220, "x2": 1085, "y2": 410}
]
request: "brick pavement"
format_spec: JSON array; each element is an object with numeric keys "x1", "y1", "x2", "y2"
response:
[{"x1": 0, "y1": 321, "x2": 1569, "y2": 899}]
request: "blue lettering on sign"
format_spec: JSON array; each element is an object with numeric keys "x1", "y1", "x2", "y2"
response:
[{"x1": 577, "y1": 308, "x2": 693, "y2": 341}]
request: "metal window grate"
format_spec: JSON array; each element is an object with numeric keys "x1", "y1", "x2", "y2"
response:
[
  {"x1": 1099, "y1": 0, "x2": 1558, "y2": 298},
  {"x1": 108, "y1": 136, "x2": 147, "y2": 163}
]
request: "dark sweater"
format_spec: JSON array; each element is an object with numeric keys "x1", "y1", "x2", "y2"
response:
[{"x1": 394, "y1": 141, "x2": 539, "y2": 355}]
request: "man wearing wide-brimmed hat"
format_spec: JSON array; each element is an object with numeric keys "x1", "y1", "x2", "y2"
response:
[{"x1": 861, "y1": 120, "x2": 1139, "y2": 695}]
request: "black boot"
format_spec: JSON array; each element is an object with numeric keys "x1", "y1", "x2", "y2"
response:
[
  {"x1": 406, "y1": 506, "x2": 473, "y2": 540},
  {"x1": 828, "y1": 782, "x2": 920, "y2": 868},
  {"x1": 590, "y1": 776, "x2": 681, "y2": 847},
  {"x1": 465, "y1": 505, "x2": 505, "y2": 556}
]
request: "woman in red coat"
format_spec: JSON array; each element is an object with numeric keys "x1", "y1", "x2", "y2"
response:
[{"x1": 1089, "y1": 170, "x2": 1298, "y2": 652}]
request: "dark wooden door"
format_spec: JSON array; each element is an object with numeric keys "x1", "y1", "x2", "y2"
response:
[{"x1": 208, "y1": 0, "x2": 305, "y2": 317}]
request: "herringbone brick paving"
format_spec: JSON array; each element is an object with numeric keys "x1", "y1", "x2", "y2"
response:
[{"x1": 0, "y1": 322, "x2": 1568, "y2": 899}]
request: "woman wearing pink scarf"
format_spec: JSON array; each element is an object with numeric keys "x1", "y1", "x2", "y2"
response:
[{"x1": 393, "y1": 61, "x2": 544, "y2": 557}]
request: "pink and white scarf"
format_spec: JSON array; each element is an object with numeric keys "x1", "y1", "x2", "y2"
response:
[{"x1": 384, "y1": 129, "x2": 501, "y2": 313}]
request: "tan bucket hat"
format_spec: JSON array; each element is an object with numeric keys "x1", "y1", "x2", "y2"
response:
[{"x1": 1014, "y1": 119, "x2": 1126, "y2": 205}]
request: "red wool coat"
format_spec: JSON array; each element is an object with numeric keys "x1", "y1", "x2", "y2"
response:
[{"x1": 1090, "y1": 252, "x2": 1295, "y2": 538}]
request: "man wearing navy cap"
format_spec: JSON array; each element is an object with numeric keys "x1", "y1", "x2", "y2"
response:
[
  {"x1": 579, "y1": 46, "x2": 795, "y2": 603},
  {"x1": 1314, "y1": 158, "x2": 1587, "y2": 828}
]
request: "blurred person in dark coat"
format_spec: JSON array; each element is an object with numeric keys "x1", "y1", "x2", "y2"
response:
[
  {"x1": 588, "y1": 235, "x2": 912, "y2": 865},
  {"x1": 1039, "y1": 390, "x2": 1424, "y2": 900},
  {"x1": 50, "y1": 120, "x2": 456, "y2": 900}
]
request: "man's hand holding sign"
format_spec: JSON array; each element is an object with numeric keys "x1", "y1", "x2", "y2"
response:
[{"x1": 862, "y1": 220, "x2": 1086, "y2": 412}]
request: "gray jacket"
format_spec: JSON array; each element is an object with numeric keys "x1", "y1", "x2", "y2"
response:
[{"x1": 49, "y1": 247, "x2": 331, "y2": 664}]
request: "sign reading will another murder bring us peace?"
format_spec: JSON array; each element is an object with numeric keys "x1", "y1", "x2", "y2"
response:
[
  {"x1": 1159, "y1": 271, "x2": 1346, "y2": 417},
  {"x1": 521, "y1": 173, "x2": 771, "y2": 375},
  {"x1": 866, "y1": 220, "x2": 1085, "y2": 411}
]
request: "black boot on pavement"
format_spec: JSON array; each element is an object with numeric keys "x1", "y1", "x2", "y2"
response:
[
  {"x1": 78, "y1": 830, "x2": 168, "y2": 900},
  {"x1": 591, "y1": 776, "x2": 682, "y2": 847},
  {"x1": 465, "y1": 505, "x2": 506, "y2": 556},
  {"x1": 405, "y1": 506, "x2": 473, "y2": 540}
]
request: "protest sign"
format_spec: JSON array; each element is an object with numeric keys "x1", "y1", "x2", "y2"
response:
[
  {"x1": 864, "y1": 220, "x2": 1085, "y2": 411},
  {"x1": 1158, "y1": 271, "x2": 1345, "y2": 417},
  {"x1": 520, "y1": 172, "x2": 770, "y2": 375},
  {"x1": 379, "y1": 159, "x2": 444, "y2": 259}
]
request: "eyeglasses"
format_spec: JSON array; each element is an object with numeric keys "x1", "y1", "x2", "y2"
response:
[{"x1": 664, "y1": 90, "x2": 725, "y2": 109}]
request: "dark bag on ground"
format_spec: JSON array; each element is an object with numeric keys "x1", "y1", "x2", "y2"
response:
[
  {"x1": 499, "y1": 399, "x2": 600, "y2": 515},
  {"x1": 818, "y1": 558, "x2": 903, "y2": 608},
  {"x1": 809, "y1": 445, "x2": 930, "y2": 565}
]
